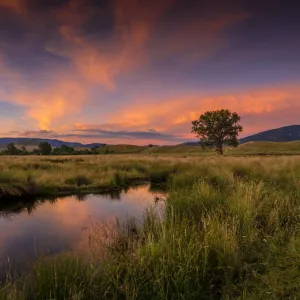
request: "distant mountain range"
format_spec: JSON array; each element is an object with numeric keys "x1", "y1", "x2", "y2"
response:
[
  {"x1": 239, "y1": 125, "x2": 300, "y2": 143},
  {"x1": 0, "y1": 138, "x2": 105, "y2": 148},
  {"x1": 1, "y1": 126, "x2": 300, "y2": 148},
  {"x1": 182, "y1": 125, "x2": 300, "y2": 145}
]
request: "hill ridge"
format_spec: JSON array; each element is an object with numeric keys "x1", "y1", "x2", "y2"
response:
[
  {"x1": 0, "y1": 137, "x2": 104, "y2": 148},
  {"x1": 239, "y1": 125, "x2": 300, "y2": 143}
]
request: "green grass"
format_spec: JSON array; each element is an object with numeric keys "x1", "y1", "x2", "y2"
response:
[
  {"x1": 98, "y1": 144, "x2": 148, "y2": 154},
  {"x1": 230, "y1": 141, "x2": 300, "y2": 156},
  {"x1": 0, "y1": 155, "x2": 184, "y2": 196},
  {"x1": 1, "y1": 155, "x2": 300, "y2": 299},
  {"x1": 3, "y1": 141, "x2": 300, "y2": 157},
  {"x1": 98, "y1": 141, "x2": 300, "y2": 156}
]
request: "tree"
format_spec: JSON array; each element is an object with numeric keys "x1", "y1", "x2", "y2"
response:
[
  {"x1": 32, "y1": 149, "x2": 40, "y2": 155},
  {"x1": 52, "y1": 144, "x2": 75, "y2": 155},
  {"x1": 91, "y1": 146, "x2": 99, "y2": 154},
  {"x1": 21, "y1": 146, "x2": 27, "y2": 154},
  {"x1": 7, "y1": 143, "x2": 18, "y2": 155},
  {"x1": 60, "y1": 144, "x2": 74, "y2": 154},
  {"x1": 191, "y1": 109, "x2": 243, "y2": 155},
  {"x1": 39, "y1": 142, "x2": 52, "y2": 155}
]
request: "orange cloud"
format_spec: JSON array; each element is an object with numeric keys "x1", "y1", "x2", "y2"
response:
[
  {"x1": 0, "y1": 0, "x2": 296, "y2": 141},
  {"x1": 107, "y1": 83, "x2": 300, "y2": 137},
  {"x1": 12, "y1": 79, "x2": 85, "y2": 130},
  {"x1": 1, "y1": 48, "x2": 87, "y2": 131},
  {"x1": 63, "y1": 3, "x2": 247, "y2": 89},
  {"x1": 1, "y1": 0, "x2": 172, "y2": 129},
  {"x1": 53, "y1": 0, "x2": 174, "y2": 90}
]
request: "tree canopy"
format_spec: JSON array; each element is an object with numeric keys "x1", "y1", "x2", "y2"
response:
[
  {"x1": 52, "y1": 144, "x2": 75, "y2": 155},
  {"x1": 6, "y1": 143, "x2": 18, "y2": 155},
  {"x1": 39, "y1": 142, "x2": 52, "y2": 155},
  {"x1": 191, "y1": 109, "x2": 243, "y2": 155}
]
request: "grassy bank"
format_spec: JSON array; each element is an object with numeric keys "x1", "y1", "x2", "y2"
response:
[
  {"x1": 0, "y1": 155, "x2": 184, "y2": 197},
  {"x1": 1, "y1": 156, "x2": 300, "y2": 299}
]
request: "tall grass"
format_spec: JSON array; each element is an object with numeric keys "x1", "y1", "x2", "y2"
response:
[
  {"x1": 0, "y1": 155, "x2": 183, "y2": 196},
  {"x1": 1, "y1": 156, "x2": 300, "y2": 299}
]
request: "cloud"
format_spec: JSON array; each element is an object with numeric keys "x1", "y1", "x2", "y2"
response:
[
  {"x1": 13, "y1": 129, "x2": 58, "y2": 137},
  {"x1": 108, "y1": 83, "x2": 300, "y2": 138},
  {"x1": 1, "y1": 63, "x2": 86, "y2": 132},
  {"x1": 50, "y1": 0, "x2": 174, "y2": 90},
  {"x1": 5, "y1": 82, "x2": 300, "y2": 144},
  {"x1": 0, "y1": 0, "x2": 298, "y2": 145},
  {"x1": 152, "y1": 12, "x2": 249, "y2": 66},
  {"x1": 0, "y1": 0, "x2": 176, "y2": 132},
  {"x1": 72, "y1": 127, "x2": 186, "y2": 141},
  {"x1": 10, "y1": 77, "x2": 86, "y2": 130},
  {"x1": 10, "y1": 126, "x2": 188, "y2": 145}
]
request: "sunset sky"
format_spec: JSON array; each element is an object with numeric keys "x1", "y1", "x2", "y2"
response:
[{"x1": 0, "y1": 0, "x2": 299, "y2": 145}]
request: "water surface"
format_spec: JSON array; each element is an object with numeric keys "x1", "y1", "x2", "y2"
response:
[{"x1": 0, "y1": 185, "x2": 165, "y2": 280}]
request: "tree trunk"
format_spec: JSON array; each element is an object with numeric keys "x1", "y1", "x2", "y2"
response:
[{"x1": 217, "y1": 144, "x2": 224, "y2": 155}]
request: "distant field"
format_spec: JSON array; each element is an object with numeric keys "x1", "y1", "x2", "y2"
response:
[
  {"x1": 98, "y1": 141, "x2": 300, "y2": 155},
  {"x1": 98, "y1": 144, "x2": 149, "y2": 154},
  {"x1": 2, "y1": 141, "x2": 300, "y2": 156},
  {"x1": 98, "y1": 144, "x2": 211, "y2": 154},
  {"x1": 0, "y1": 144, "x2": 39, "y2": 152},
  {"x1": 230, "y1": 140, "x2": 300, "y2": 155}
]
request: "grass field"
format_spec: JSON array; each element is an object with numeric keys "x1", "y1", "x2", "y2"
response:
[
  {"x1": 2, "y1": 141, "x2": 300, "y2": 156},
  {"x1": 230, "y1": 141, "x2": 300, "y2": 155},
  {"x1": 96, "y1": 141, "x2": 300, "y2": 155},
  {"x1": 1, "y1": 154, "x2": 300, "y2": 299},
  {"x1": 0, "y1": 155, "x2": 190, "y2": 197},
  {"x1": 1, "y1": 141, "x2": 300, "y2": 198}
]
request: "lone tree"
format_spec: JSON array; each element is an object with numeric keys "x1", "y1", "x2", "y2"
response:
[
  {"x1": 39, "y1": 141, "x2": 52, "y2": 155},
  {"x1": 7, "y1": 143, "x2": 18, "y2": 155},
  {"x1": 191, "y1": 109, "x2": 243, "y2": 155}
]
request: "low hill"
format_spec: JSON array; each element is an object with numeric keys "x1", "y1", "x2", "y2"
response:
[
  {"x1": 230, "y1": 141, "x2": 300, "y2": 155},
  {"x1": 240, "y1": 125, "x2": 300, "y2": 143},
  {"x1": 0, "y1": 138, "x2": 105, "y2": 149},
  {"x1": 180, "y1": 125, "x2": 300, "y2": 145}
]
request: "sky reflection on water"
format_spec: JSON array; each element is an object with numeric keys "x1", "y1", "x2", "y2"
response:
[{"x1": 0, "y1": 185, "x2": 166, "y2": 280}]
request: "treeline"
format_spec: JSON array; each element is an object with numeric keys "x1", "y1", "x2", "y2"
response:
[{"x1": 0, "y1": 142, "x2": 104, "y2": 156}]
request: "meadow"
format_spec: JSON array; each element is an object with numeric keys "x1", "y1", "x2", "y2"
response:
[
  {"x1": 93, "y1": 141, "x2": 300, "y2": 156},
  {"x1": 0, "y1": 155, "x2": 190, "y2": 197},
  {"x1": 1, "y1": 153, "x2": 300, "y2": 299}
]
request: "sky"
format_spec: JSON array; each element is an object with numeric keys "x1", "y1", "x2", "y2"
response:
[{"x1": 0, "y1": 0, "x2": 299, "y2": 145}]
